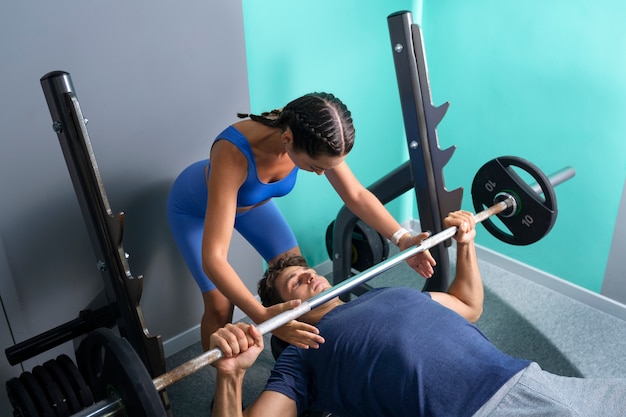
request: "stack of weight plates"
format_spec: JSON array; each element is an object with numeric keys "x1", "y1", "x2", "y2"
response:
[{"x1": 6, "y1": 354, "x2": 94, "y2": 417}]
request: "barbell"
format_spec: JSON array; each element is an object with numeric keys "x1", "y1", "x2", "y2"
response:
[{"x1": 6, "y1": 156, "x2": 575, "y2": 417}]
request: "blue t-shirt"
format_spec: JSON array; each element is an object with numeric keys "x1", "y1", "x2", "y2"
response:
[
  {"x1": 209, "y1": 125, "x2": 298, "y2": 207},
  {"x1": 265, "y1": 287, "x2": 530, "y2": 417}
]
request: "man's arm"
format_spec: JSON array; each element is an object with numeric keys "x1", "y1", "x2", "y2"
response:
[
  {"x1": 211, "y1": 323, "x2": 298, "y2": 417},
  {"x1": 428, "y1": 211, "x2": 484, "y2": 322}
]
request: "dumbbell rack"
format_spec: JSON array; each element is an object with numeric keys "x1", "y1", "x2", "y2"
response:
[
  {"x1": 4, "y1": 71, "x2": 172, "y2": 415},
  {"x1": 330, "y1": 11, "x2": 463, "y2": 293}
]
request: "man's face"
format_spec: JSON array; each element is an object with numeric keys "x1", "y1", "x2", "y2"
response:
[{"x1": 275, "y1": 265, "x2": 332, "y2": 302}]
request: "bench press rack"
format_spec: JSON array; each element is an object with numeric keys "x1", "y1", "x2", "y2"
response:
[
  {"x1": 5, "y1": 70, "x2": 172, "y2": 413},
  {"x1": 330, "y1": 11, "x2": 463, "y2": 293}
]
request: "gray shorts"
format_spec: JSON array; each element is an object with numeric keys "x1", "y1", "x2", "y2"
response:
[{"x1": 473, "y1": 362, "x2": 626, "y2": 416}]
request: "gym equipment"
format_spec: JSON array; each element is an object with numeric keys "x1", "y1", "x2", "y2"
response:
[
  {"x1": 76, "y1": 328, "x2": 165, "y2": 417},
  {"x1": 331, "y1": 11, "x2": 463, "y2": 294},
  {"x1": 6, "y1": 376, "x2": 39, "y2": 417},
  {"x1": 472, "y1": 156, "x2": 571, "y2": 245},
  {"x1": 32, "y1": 365, "x2": 71, "y2": 416},
  {"x1": 55, "y1": 354, "x2": 94, "y2": 409},
  {"x1": 329, "y1": 163, "x2": 414, "y2": 299},
  {"x1": 387, "y1": 10, "x2": 462, "y2": 287},
  {"x1": 5, "y1": 156, "x2": 574, "y2": 416},
  {"x1": 325, "y1": 220, "x2": 389, "y2": 272},
  {"x1": 5, "y1": 305, "x2": 116, "y2": 366},
  {"x1": 154, "y1": 159, "x2": 577, "y2": 391},
  {"x1": 6, "y1": 354, "x2": 93, "y2": 417},
  {"x1": 36, "y1": 70, "x2": 171, "y2": 410},
  {"x1": 42, "y1": 358, "x2": 82, "y2": 413}
]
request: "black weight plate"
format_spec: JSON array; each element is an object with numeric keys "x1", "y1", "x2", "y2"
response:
[
  {"x1": 6, "y1": 376, "x2": 39, "y2": 417},
  {"x1": 43, "y1": 359, "x2": 82, "y2": 414},
  {"x1": 32, "y1": 365, "x2": 70, "y2": 417},
  {"x1": 325, "y1": 220, "x2": 388, "y2": 271},
  {"x1": 76, "y1": 328, "x2": 167, "y2": 417},
  {"x1": 56, "y1": 354, "x2": 94, "y2": 408},
  {"x1": 378, "y1": 228, "x2": 390, "y2": 261},
  {"x1": 351, "y1": 222, "x2": 386, "y2": 271},
  {"x1": 471, "y1": 156, "x2": 557, "y2": 245},
  {"x1": 19, "y1": 372, "x2": 55, "y2": 417},
  {"x1": 325, "y1": 221, "x2": 335, "y2": 259}
]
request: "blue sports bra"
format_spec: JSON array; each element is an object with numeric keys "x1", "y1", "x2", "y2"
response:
[{"x1": 208, "y1": 126, "x2": 299, "y2": 208}]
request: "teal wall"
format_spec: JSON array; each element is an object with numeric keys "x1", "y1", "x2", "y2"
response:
[
  {"x1": 421, "y1": 1, "x2": 626, "y2": 292},
  {"x1": 242, "y1": 1, "x2": 626, "y2": 295},
  {"x1": 242, "y1": 0, "x2": 422, "y2": 266}
]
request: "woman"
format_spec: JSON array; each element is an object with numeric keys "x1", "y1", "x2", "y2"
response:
[{"x1": 167, "y1": 92, "x2": 434, "y2": 350}]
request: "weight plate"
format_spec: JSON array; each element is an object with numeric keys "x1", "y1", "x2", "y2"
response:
[
  {"x1": 76, "y1": 328, "x2": 167, "y2": 417},
  {"x1": 56, "y1": 354, "x2": 94, "y2": 409},
  {"x1": 43, "y1": 359, "x2": 82, "y2": 414},
  {"x1": 471, "y1": 156, "x2": 557, "y2": 245},
  {"x1": 32, "y1": 365, "x2": 71, "y2": 417},
  {"x1": 325, "y1": 220, "x2": 389, "y2": 271},
  {"x1": 19, "y1": 372, "x2": 55, "y2": 417},
  {"x1": 6, "y1": 376, "x2": 39, "y2": 417},
  {"x1": 352, "y1": 222, "x2": 388, "y2": 271}
]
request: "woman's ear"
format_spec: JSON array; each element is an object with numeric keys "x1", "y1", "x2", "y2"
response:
[{"x1": 281, "y1": 128, "x2": 293, "y2": 145}]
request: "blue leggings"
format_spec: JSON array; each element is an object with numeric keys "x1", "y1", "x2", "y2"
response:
[{"x1": 166, "y1": 161, "x2": 298, "y2": 293}]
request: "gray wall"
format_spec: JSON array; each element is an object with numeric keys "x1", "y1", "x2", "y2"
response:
[{"x1": 0, "y1": 1, "x2": 260, "y2": 413}]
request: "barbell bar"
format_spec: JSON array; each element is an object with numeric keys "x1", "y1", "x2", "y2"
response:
[
  {"x1": 9, "y1": 158, "x2": 576, "y2": 417},
  {"x1": 153, "y1": 160, "x2": 575, "y2": 392}
]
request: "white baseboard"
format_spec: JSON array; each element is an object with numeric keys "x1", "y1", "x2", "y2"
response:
[
  {"x1": 476, "y1": 245, "x2": 626, "y2": 321},
  {"x1": 162, "y1": 324, "x2": 200, "y2": 358},
  {"x1": 162, "y1": 303, "x2": 250, "y2": 358}
]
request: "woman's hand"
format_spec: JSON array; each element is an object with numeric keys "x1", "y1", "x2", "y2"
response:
[
  {"x1": 398, "y1": 231, "x2": 437, "y2": 278},
  {"x1": 264, "y1": 301, "x2": 325, "y2": 349},
  {"x1": 272, "y1": 320, "x2": 325, "y2": 349}
]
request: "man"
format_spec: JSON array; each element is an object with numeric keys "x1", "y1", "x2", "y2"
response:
[{"x1": 210, "y1": 211, "x2": 626, "y2": 416}]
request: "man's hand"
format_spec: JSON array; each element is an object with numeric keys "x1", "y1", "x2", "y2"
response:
[
  {"x1": 398, "y1": 231, "x2": 437, "y2": 278},
  {"x1": 210, "y1": 323, "x2": 264, "y2": 376},
  {"x1": 444, "y1": 211, "x2": 476, "y2": 244},
  {"x1": 428, "y1": 210, "x2": 482, "y2": 322}
]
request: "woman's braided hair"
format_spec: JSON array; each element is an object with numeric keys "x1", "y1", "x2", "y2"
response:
[{"x1": 238, "y1": 92, "x2": 355, "y2": 158}]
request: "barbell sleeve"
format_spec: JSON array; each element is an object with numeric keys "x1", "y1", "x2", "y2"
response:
[
  {"x1": 531, "y1": 166, "x2": 575, "y2": 195},
  {"x1": 72, "y1": 398, "x2": 124, "y2": 417}
]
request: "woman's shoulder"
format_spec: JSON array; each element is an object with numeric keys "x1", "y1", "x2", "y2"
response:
[
  {"x1": 212, "y1": 123, "x2": 253, "y2": 153},
  {"x1": 215, "y1": 124, "x2": 248, "y2": 144}
]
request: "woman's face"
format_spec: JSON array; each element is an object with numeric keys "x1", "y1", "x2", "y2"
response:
[
  {"x1": 287, "y1": 149, "x2": 345, "y2": 175},
  {"x1": 281, "y1": 128, "x2": 346, "y2": 174}
]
